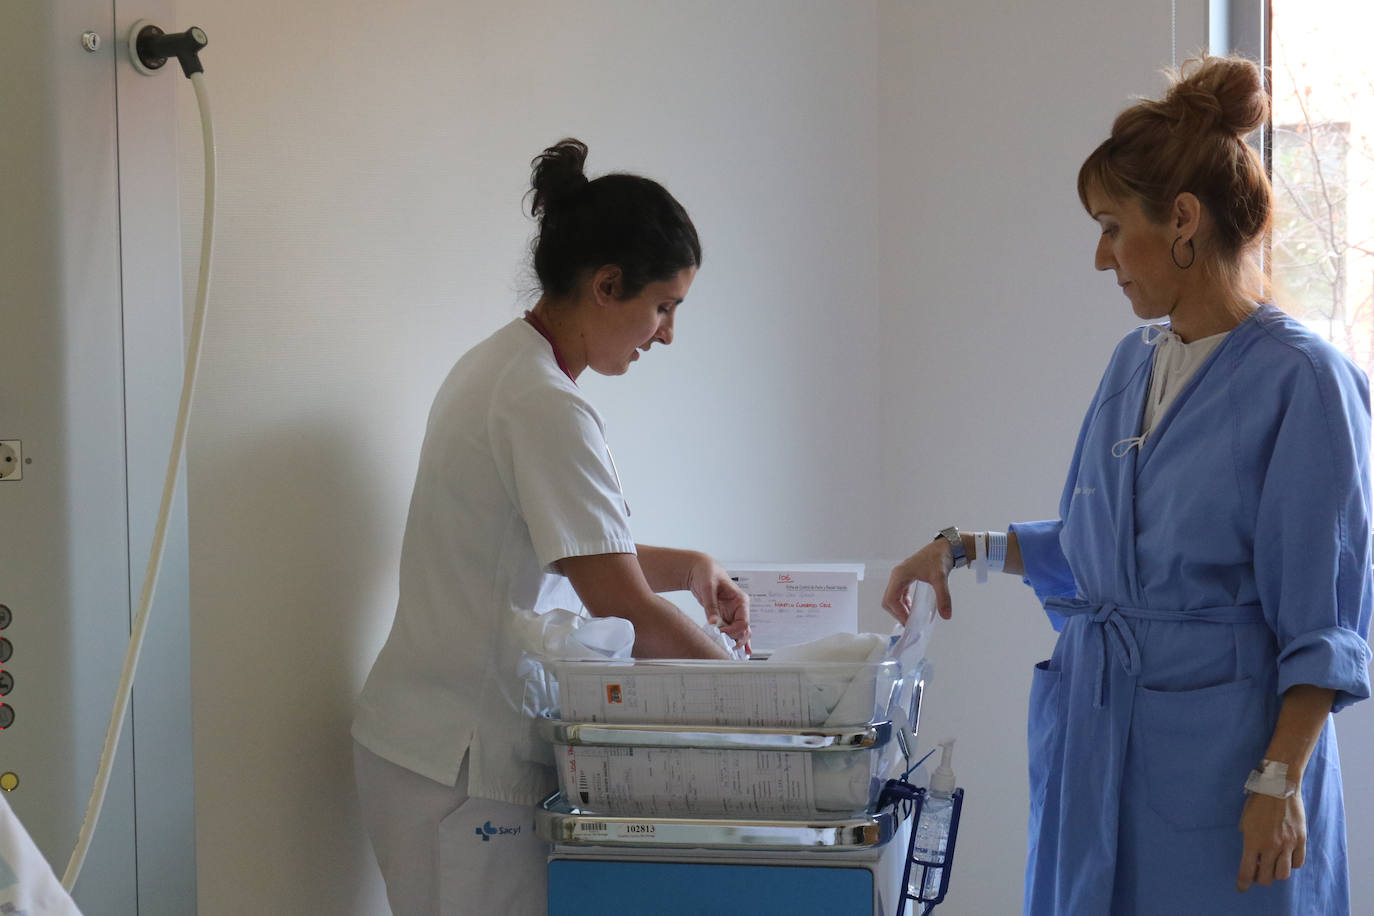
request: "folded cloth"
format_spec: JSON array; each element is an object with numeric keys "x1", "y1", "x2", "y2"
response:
[
  {"x1": 513, "y1": 609, "x2": 636, "y2": 719},
  {"x1": 767, "y1": 632, "x2": 890, "y2": 726},
  {"x1": 768, "y1": 632, "x2": 889, "y2": 664},
  {"x1": 511, "y1": 607, "x2": 635, "y2": 660},
  {"x1": 699, "y1": 620, "x2": 748, "y2": 660},
  {"x1": 0, "y1": 794, "x2": 82, "y2": 915}
]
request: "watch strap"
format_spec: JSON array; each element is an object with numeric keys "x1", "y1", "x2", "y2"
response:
[{"x1": 936, "y1": 526, "x2": 967, "y2": 569}]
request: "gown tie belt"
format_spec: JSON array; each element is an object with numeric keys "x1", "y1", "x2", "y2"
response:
[{"x1": 1044, "y1": 597, "x2": 1267, "y2": 708}]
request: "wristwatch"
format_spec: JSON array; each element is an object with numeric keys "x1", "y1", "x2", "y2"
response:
[{"x1": 936, "y1": 526, "x2": 968, "y2": 569}]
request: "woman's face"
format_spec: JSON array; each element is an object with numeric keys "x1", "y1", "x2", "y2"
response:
[
  {"x1": 1086, "y1": 187, "x2": 1179, "y2": 321},
  {"x1": 587, "y1": 266, "x2": 696, "y2": 376}
]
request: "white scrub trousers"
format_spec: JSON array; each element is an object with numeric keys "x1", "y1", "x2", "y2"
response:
[{"x1": 353, "y1": 742, "x2": 549, "y2": 915}]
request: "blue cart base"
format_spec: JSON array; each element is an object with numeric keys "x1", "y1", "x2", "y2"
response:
[{"x1": 548, "y1": 859, "x2": 880, "y2": 915}]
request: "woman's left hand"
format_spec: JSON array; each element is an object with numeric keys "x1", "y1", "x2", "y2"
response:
[
  {"x1": 1235, "y1": 790, "x2": 1306, "y2": 892},
  {"x1": 686, "y1": 554, "x2": 751, "y2": 649}
]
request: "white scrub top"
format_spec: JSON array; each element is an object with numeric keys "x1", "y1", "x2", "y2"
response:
[{"x1": 352, "y1": 318, "x2": 635, "y2": 806}]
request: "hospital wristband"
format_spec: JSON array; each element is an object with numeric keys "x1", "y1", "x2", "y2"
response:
[
  {"x1": 973, "y1": 531, "x2": 988, "y2": 584},
  {"x1": 970, "y1": 531, "x2": 1007, "y2": 582},
  {"x1": 987, "y1": 531, "x2": 1007, "y2": 574}
]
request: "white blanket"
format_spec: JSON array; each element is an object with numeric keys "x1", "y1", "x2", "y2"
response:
[{"x1": 0, "y1": 795, "x2": 81, "y2": 915}]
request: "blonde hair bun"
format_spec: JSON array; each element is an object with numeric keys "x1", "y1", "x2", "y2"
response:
[{"x1": 1164, "y1": 56, "x2": 1268, "y2": 139}]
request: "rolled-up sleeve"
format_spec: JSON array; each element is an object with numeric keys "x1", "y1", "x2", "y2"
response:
[{"x1": 1254, "y1": 350, "x2": 1373, "y2": 711}]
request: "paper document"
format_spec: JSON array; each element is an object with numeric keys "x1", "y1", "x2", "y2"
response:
[
  {"x1": 729, "y1": 565, "x2": 862, "y2": 652},
  {"x1": 561, "y1": 668, "x2": 807, "y2": 726}
]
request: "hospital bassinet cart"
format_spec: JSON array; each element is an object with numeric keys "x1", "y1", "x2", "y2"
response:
[{"x1": 535, "y1": 657, "x2": 963, "y2": 914}]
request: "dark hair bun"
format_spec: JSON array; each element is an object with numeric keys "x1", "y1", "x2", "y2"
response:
[
  {"x1": 526, "y1": 137, "x2": 700, "y2": 299},
  {"x1": 529, "y1": 138, "x2": 590, "y2": 219},
  {"x1": 1167, "y1": 56, "x2": 1268, "y2": 138}
]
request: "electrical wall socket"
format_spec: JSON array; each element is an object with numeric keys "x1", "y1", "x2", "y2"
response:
[{"x1": 0, "y1": 441, "x2": 21, "y2": 481}]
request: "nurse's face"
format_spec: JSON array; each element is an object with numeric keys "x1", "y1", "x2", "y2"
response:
[
  {"x1": 587, "y1": 266, "x2": 695, "y2": 376},
  {"x1": 1087, "y1": 187, "x2": 1179, "y2": 321}
]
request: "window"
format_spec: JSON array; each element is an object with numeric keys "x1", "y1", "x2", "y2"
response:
[{"x1": 1268, "y1": 1, "x2": 1374, "y2": 376}]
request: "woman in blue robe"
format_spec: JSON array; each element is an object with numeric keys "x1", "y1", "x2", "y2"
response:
[{"x1": 883, "y1": 56, "x2": 1371, "y2": 915}]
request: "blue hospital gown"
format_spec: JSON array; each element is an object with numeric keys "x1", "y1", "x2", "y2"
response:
[{"x1": 1010, "y1": 304, "x2": 1373, "y2": 915}]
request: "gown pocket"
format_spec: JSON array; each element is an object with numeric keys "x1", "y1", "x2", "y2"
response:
[
  {"x1": 1135, "y1": 677, "x2": 1266, "y2": 831},
  {"x1": 1027, "y1": 660, "x2": 1063, "y2": 811}
]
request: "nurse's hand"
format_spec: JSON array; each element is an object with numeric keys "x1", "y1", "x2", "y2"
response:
[
  {"x1": 1235, "y1": 791, "x2": 1306, "y2": 892},
  {"x1": 882, "y1": 539, "x2": 955, "y2": 624},
  {"x1": 686, "y1": 554, "x2": 751, "y2": 649}
]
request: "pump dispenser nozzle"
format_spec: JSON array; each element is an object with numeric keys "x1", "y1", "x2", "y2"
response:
[{"x1": 930, "y1": 738, "x2": 956, "y2": 796}]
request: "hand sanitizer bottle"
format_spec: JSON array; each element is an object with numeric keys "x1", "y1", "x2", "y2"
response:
[{"x1": 911, "y1": 738, "x2": 957, "y2": 899}]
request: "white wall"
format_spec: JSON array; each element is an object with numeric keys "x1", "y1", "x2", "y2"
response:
[
  {"x1": 174, "y1": 1, "x2": 879, "y2": 912},
  {"x1": 171, "y1": 0, "x2": 1372, "y2": 913}
]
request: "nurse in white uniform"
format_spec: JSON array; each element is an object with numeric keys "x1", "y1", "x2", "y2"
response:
[{"x1": 351, "y1": 138, "x2": 749, "y2": 916}]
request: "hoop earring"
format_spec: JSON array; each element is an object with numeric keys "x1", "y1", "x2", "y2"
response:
[{"x1": 1171, "y1": 236, "x2": 1195, "y2": 270}]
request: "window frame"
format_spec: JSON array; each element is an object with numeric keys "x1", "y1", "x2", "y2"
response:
[{"x1": 1211, "y1": 0, "x2": 1273, "y2": 270}]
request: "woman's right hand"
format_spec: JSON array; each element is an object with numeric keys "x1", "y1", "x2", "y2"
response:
[
  {"x1": 684, "y1": 553, "x2": 751, "y2": 650},
  {"x1": 882, "y1": 538, "x2": 956, "y2": 624}
]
